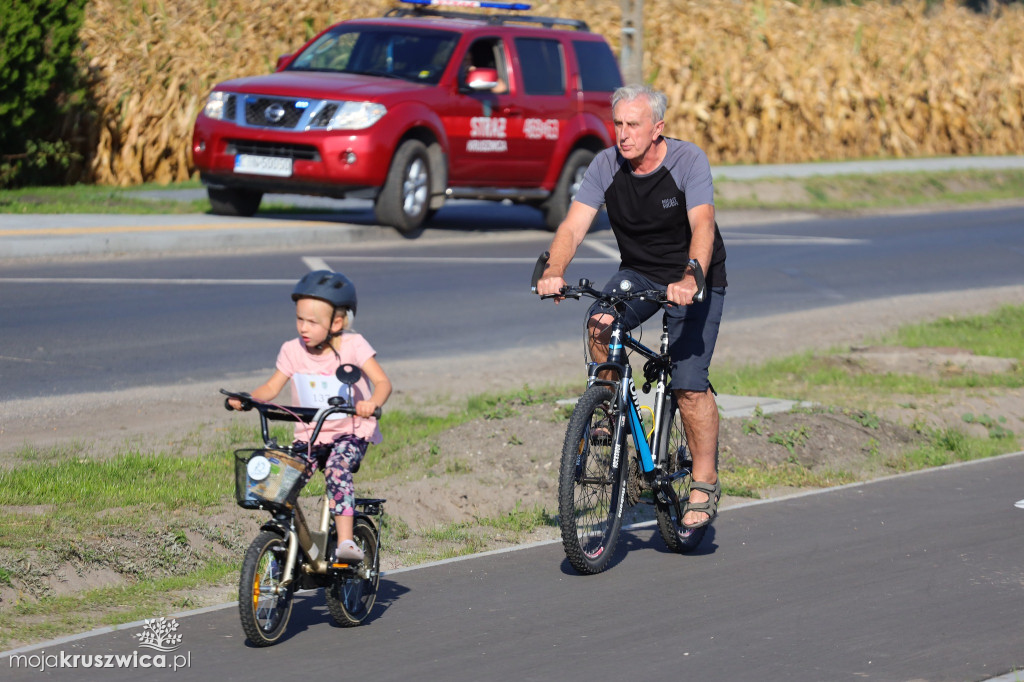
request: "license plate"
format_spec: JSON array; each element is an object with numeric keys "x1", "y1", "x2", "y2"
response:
[{"x1": 234, "y1": 154, "x2": 293, "y2": 177}]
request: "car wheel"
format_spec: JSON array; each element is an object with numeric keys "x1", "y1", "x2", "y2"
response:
[
  {"x1": 208, "y1": 187, "x2": 263, "y2": 217},
  {"x1": 375, "y1": 139, "x2": 432, "y2": 233},
  {"x1": 542, "y1": 148, "x2": 595, "y2": 231}
]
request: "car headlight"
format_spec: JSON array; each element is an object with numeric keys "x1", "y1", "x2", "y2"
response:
[
  {"x1": 203, "y1": 91, "x2": 230, "y2": 120},
  {"x1": 327, "y1": 102, "x2": 386, "y2": 130}
]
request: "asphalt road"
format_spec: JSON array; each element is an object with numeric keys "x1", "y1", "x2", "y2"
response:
[
  {"x1": 1, "y1": 204, "x2": 1023, "y2": 400},
  {"x1": 4, "y1": 452, "x2": 1023, "y2": 681}
]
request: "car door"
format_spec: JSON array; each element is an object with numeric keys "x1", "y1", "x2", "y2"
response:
[
  {"x1": 444, "y1": 37, "x2": 528, "y2": 185},
  {"x1": 509, "y1": 35, "x2": 571, "y2": 185}
]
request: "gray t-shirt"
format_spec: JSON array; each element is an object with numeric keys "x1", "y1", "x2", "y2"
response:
[{"x1": 575, "y1": 137, "x2": 727, "y2": 286}]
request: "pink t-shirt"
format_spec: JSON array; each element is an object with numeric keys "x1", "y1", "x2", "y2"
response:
[{"x1": 275, "y1": 333, "x2": 382, "y2": 445}]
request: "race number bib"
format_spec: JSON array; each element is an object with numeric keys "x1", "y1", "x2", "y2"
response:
[{"x1": 293, "y1": 373, "x2": 352, "y2": 419}]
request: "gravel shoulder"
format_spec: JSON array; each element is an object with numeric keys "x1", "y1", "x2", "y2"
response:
[{"x1": 4, "y1": 284, "x2": 1023, "y2": 460}]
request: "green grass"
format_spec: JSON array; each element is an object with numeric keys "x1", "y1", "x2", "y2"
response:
[
  {"x1": 0, "y1": 450, "x2": 231, "y2": 512},
  {"x1": 713, "y1": 304, "x2": 1024, "y2": 404},
  {"x1": 715, "y1": 169, "x2": 1024, "y2": 212},
  {"x1": 0, "y1": 181, "x2": 209, "y2": 214},
  {"x1": 883, "y1": 304, "x2": 1024, "y2": 359}
]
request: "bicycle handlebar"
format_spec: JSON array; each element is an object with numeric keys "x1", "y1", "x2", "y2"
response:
[
  {"x1": 530, "y1": 251, "x2": 705, "y2": 304},
  {"x1": 220, "y1": 390, "x2": 381, "y2": 421},
  {"x1": 541, "y1": 279, "x2": 670, "y2": 306}
]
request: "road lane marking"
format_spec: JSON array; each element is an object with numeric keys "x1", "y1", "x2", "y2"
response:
[
  {"x1": 582, "y1": 240, "x2": 621, "y2": 260},
  {"x1": 302, "y1": 256, "x2": 330, "y2": 271},
  {"x1": 727, "y1": 233, "x2": 868, "y2": 245},
  {"x1": 0, "y1": 278, "x2": 294, "y2": 285},
  {"x1": 0, "y1": 355, "x2": 62, "y2": 366},
  {"x1": 0, "y1": 221, "x2": 339, "y2": 237},
  {"x1": 312, "y1": 256, "x2": 614, "y2": 264}
]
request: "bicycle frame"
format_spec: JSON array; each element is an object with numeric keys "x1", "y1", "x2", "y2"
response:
[
  {"x1": 226, "y1": 392, "x2": 383, "y2": 588},
  {"x1": 587, "y1": 309, "x2": 675, "y2": 478},
  {"x1": 268, "y1": 495, "x2": 382, "y2": 590}
]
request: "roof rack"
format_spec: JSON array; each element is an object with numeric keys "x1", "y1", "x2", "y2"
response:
[{"x1": 386, "y1": 0, "x2": 590, "y2": 32}]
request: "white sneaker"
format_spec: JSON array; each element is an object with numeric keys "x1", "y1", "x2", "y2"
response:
[{"x1": 334, "y1": 539, "x2": 364, "y2": 563}]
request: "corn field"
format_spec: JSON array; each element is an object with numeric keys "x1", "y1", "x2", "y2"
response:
[{"x1": 76, "y1": 0, "x2": 1024, "y2": 185}]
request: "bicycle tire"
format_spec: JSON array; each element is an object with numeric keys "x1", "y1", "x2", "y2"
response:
[
  {"x1": 326, "y1": 518, "x2": 380, "y2": 626},
  {"x1": 238, "y1": 530, "x2": 294, "y2": 646},
  {"x1": 558, "y1": 385, "x2": 626, "y2": 574},
  {"x1": 654, "y1": 401, "x2": 707, "y2": 553}
]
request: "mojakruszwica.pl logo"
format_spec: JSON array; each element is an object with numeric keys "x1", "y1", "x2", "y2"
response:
[{"x1": 8, "y1": 617, "x2": 191, "y2": 672}]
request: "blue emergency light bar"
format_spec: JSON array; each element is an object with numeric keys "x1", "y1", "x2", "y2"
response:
[{"x1": 400, "y1": 0, "x2": 532, "y2": 10}]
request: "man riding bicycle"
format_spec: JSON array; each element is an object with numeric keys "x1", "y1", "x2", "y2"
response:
[{"x1": 535, "y1": 84, "x2": 727, "y2": 530}]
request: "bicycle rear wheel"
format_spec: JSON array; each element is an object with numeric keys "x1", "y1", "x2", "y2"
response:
[
  {"x1": 654, "y1": 402, "x2": 707, "y2": 553},
  {"x1": 238, "y1": 530, "x2": 294, "y2": 646},
  {"x1": 326, "y1": 518, "x2": 380, "y2": 626},
  {"x1": 558, "y1": 385, "x2": 626, "y2": 574}
]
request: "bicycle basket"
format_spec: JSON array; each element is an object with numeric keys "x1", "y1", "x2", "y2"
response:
[{"x1": 234, "y1": 449, "x2": 307, "y2": 510}]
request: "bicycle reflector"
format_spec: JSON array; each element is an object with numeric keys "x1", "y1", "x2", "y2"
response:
[{"x1": 400, "y1": 0, "x2": 532, "y2": 9}]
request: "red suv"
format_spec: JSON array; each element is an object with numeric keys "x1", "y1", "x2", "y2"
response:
[{"x1": 191, "y1": 0, "x2": 622, "y2": 232}]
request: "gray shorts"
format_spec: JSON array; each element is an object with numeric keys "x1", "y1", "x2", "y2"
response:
[{"x1": 588, "y1": 269, "x2": 725, "y2": 392}]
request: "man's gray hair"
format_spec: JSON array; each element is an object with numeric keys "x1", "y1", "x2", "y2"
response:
[{"x1": 612, "y1": 84, "x2": 668, "y2": 123}]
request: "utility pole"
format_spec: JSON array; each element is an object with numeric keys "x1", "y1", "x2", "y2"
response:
[{"x1": 619, "y1": 0, "x2": 644, "y2": 84}]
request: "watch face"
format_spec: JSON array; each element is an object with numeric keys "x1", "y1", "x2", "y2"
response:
[{"x1": 247, "y1": 455, "x2": 272, "y2": 481}]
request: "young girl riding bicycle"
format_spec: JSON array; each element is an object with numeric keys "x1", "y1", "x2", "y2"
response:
[{"x1": 229, "y1": 270, "x2": 391, "y2": 563}]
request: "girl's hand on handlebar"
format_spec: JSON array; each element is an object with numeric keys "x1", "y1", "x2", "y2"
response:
[{"x1": 355, "y1": 400, "x2": 379, "y2": 418}]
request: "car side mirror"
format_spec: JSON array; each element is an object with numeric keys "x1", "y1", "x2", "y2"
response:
[
  {"x1": 276, "y1": 53, "x2": 292, "y2": 71},
  {"x1": 466, "y1": 67, "x2": 499, "y2": 91}
]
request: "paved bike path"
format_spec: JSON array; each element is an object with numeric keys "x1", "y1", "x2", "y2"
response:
[{"x1": 5, "y1": 451, "x2": 1023, "y2": 681}]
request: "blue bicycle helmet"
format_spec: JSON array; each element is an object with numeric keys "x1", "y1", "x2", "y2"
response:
[{"x1": 291, "y1": 270, "x2": 357, "y2": 315}]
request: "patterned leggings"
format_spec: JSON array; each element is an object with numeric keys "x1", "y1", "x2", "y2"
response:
[{"x1": 294, "y1": 435, "x2": 367, "y2": 516}]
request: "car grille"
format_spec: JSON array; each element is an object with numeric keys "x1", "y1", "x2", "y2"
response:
[
  {"x1": 226, "y1": 139, "x2": 321, "y2": 162},
  {"x1": 217, "y1": 93, "x2": 347, "y2": 131},
  {"x1": 244, "y1": 97, "x2": 306, "y2": 128}
]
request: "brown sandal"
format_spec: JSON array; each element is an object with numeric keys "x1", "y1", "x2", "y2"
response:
[{"x1": 682, "y1": 479, "x2": 721, "y2": 530}]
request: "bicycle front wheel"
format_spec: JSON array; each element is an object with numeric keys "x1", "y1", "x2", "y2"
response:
[
  {"x1": 558, "y1": 385, "x2": 626, "y2": 574},
  {"x1": 654, "y1": 402, "x2": 707, "y2": 553},
  {"x1": 238, "y1": 530, "x2": 294, "y2": 646},
  {"x1": 326, "y1": 518, "x2": 380, "y2": 626}
]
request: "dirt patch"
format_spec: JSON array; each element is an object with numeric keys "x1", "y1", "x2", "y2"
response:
[{"x1": 1, "y1": 285, "x2": 1023, "y2": 649}]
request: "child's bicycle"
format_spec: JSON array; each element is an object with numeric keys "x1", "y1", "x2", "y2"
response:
[
  {"x1": 220, "y1": 366, "x2": 384, "y2": 646},
  {"x1": 532, "y1": 252, "x2": 711, "y2": 574}
]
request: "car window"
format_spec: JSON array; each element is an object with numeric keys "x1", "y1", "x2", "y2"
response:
[
  {"x1": 514, "y1": 37, "x2": 565, "y2": 96},
  {"x1": 573, "y1": 40, "x2": 622, "y2": 92},
  {"x1": 289, "y1": 26, "x2": 459, "y2": 85}
]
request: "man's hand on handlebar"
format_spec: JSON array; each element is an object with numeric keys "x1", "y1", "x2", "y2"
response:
[
  {"x1": 536, "y1": 271, "x2": 567, "y2": 301},
  {"x1": 666, "y1": 276, "x2": 699, "y2": 306}
]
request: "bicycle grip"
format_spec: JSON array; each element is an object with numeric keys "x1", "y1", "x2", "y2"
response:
[
  {"x1": 221, "y1": 390, "x2": 253, "y2": 412},
  {"x1": 688, "y1": 260, "x2": 707, "y2": 303},
  {"x1": 530, "y1": 251, "x2": 550, "y2": 293}
]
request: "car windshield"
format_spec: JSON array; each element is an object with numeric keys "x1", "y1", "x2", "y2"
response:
[{"x1": 287, "y1": 25, "x2": 459, "y2": 85}]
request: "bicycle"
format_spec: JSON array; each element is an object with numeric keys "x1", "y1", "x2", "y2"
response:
[
  {"x1": 532, "y1": 252, "x2": 712, "y2": 574},
  {"x1": 221, "y1": 364, "x2": 385, "y2": 646}
]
